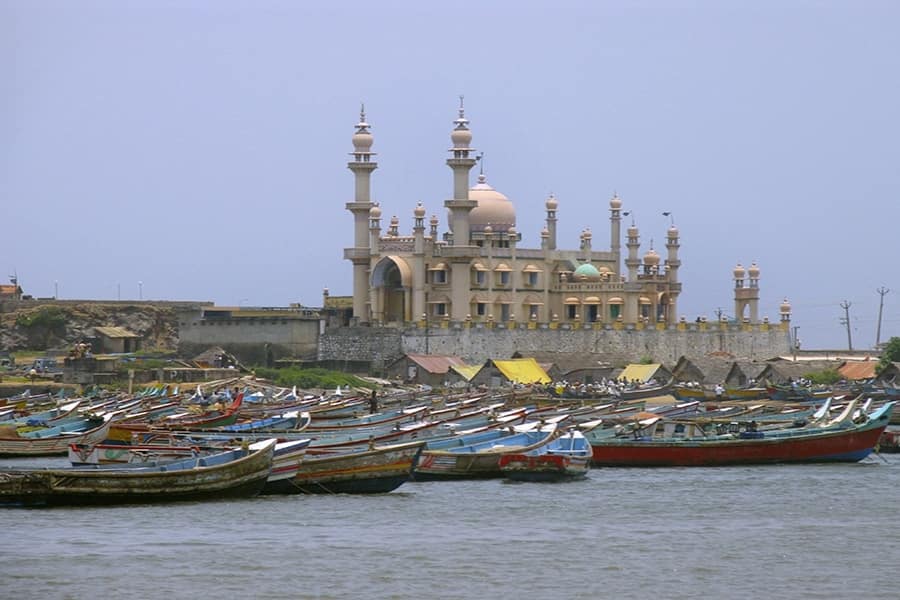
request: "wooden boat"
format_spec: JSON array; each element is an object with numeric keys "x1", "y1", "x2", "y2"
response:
[
  {"x1": 586, "y1": 401, "x2": 895, "y2": 466},
  {"x1": 499, "y1": 429, "x2": 592, "y2": 482},
  {"x1": 270, "y1": 440, "x2": 425, "y2": 494},
  {"x1": 0, "y1": 416, "x2": 114, "y2": 457},
  {"x1": 0, "y1": 439, "x2": 276, "y2": 507},
  {"x1": 413, "y1": 424, "x2": 560, "y2": 480}
]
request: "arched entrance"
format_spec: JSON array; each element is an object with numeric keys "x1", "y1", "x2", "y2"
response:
[{"x1": 371, "y1": 256, "x2": 412, "y2": 324}]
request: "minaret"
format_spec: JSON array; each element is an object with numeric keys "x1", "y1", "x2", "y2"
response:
[
  {"x1": 582, "y1": 228, "x2": 593, "y2": 261},
  {"x1": 746, "y1": 262, "x2": 761, "y2": 323},
  {"x1": 665, "y1": 223, "x2": 681, "y2": 325},
  {"x1": 444, "y1": 97, "x2": 479, "y2": 320},
  {"x1": 412, "y1": 203, "x2": 427, "y2": 320},
  {"x1": 545, "y1": 194, "x2": 558, "y2": 251},
  {"x1": 345, "y1": 105, "x2": 378, "y2": 323},
  {"x1": 609, "y1": 193, "x2": 622, "y2": 277},
  {"x1": 444, "y1": 96, "x2": 478, "y2": 246},
  {"x1": 733, "y1": 263, "x2": 747, "y2": 322},
  {"x1": 625, "y1": 220, "x2": 640, "y2": 282}
]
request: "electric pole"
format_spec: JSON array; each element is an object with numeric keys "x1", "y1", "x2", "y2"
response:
[
  {"x1": 840, "y1": 300, "x2": 853, "y2": 351},
  {"x1": 876, "y1": 287, "x2": 890, "y2": 348}
]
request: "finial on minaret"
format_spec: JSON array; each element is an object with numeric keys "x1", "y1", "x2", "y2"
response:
[
  {"x1": 453, "y1": 95, "x2": 469, "y2": 131},
  {"x1": 477, "y1": 152, "x2": 484, "y2": 175}
]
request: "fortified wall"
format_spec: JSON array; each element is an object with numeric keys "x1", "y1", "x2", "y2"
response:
[{"x1": 319, "y1": 321, "x2": 792, "y2": 371}]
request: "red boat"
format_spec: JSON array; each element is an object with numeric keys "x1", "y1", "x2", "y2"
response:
[{"x1": 587, "y1": 401, "x2": 894, "y2": 467}]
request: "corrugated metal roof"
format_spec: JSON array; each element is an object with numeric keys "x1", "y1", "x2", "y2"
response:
[
  {"x1": 93, "y1": 326, "x2": 139, "y2": 338},
  {"x1": 406, "y1": 353, "x2": 467, "y2": 374},
  {"x1": 492, "y1": 358, "x2": 551, "y2": 384},
  {"x1": 619, "y1": 363, "x2": 663, "y2": 383},
  {"x1": 838, "y1": 361, "x2": 877, "y2": 381}
]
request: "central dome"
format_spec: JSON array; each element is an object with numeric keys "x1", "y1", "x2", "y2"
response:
[
  {"x1": 573, "y1": 262, "x2": 602, "y2": 281},
  {"x1": 468, "y1": 174, "x2": 516, "y2": 233}
]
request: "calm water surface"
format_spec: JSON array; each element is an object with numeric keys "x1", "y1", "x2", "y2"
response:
[{"x1": 1, "y1": 455, "x2": 897, "y2": 599}]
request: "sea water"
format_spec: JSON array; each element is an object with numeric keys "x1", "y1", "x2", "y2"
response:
[{"x1": 1, "y1": 455, "x2": 897, "y2": 599}]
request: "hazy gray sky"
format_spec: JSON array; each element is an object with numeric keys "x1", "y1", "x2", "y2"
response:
[{"x1": 3, "y1": 0, "x2": 898, "y2": 350}]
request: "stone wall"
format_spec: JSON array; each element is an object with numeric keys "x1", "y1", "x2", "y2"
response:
[
  {"x1": 319, "y1": 322, "x2": 791, "y2": 371},
  {"x1": 317, "y1": 327, "x2": 405, "y2": 372}
]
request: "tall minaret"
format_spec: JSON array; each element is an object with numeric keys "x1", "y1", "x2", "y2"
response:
[
  {"x1": 444, "y1": 96, "x2": 478, "y2": 246},
  {"x1": 746, "y1": 262, "x2": 761, "y2": 323},
  {"x1": 545, "y1": 194, "x2": 558, "y2": 250},
  {"x1": 412, "y1": 203, "x2": 427, "y2": 321},
  {"x1": 609, "y1": 193, "x2": 622, "y2": 276},
  {"x1": 345, "y1": 105, "x2": 378, "y2": 323},
  {"x1": 665, "y1": 223, "x2": 680, "y2": 324},
  {"x1": 444, "y1": 97, "x2": 479, "y2": 321}
]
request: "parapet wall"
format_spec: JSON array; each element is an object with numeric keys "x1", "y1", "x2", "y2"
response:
[{"x1": 319, "y1": 321, "x2": 792, "y2": 369}]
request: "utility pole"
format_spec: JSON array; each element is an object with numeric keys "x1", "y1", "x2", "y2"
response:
[
  {"x1": 840, "y1": 300, "x2": 853, "y2": 351},
  {"x1": 876, "y1": 287, "x2": 890, "y2": 348}
]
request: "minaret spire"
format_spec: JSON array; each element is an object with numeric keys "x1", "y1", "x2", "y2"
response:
[{"x1": 345, "y1": 106, "x2": 379, "y2": 323}]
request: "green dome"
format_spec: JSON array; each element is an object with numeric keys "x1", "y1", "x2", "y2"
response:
[{"x1": 573, "y1": 262, "x2": 602, "y2": 281}]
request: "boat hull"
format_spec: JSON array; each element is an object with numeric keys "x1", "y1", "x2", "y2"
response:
[
  {"x1": 499, "y1": 454, "x2": 590, "y2": 482},
  {"x1": 589, "y1": 423, "x2": 889, "y2": 467},
  {"x1": 269, "y1": 441, "x2": 424, "y2": 494}
]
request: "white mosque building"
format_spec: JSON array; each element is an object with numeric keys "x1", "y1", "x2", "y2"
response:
[{"x1": 343, "y1": 101, "x2": 783, "y2": 330}]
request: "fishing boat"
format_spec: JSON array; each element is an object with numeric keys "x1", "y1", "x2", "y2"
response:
[
  {"x1": 273, "y1": 440, "x2": 425, "y2": 494},
  {"x1": 0, "y1": 415, "x2": 114, "y2": 458},
  {"x1": 413, "y1": 424, "x2": 560, "y2": 480},
  {"x1": 586, "y1": 401, "x2": 894, "y2": 466},
  {"x1": 499, "y1": 429, "x2": 592, "y2": 482},
  {"x1": 0, "y1": 439, "x2": 277, "y2": 507}
]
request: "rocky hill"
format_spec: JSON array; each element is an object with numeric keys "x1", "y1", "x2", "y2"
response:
[{"x1": 0, "y1": 301, "x2": 180, "y2": 352}]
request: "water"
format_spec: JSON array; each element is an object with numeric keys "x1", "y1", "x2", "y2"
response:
[{"x1": 1, "y1": 455, "x2": 898, "y2": 599}]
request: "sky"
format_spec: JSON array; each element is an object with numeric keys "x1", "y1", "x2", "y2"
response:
[{"x1": 2, "y1": 0, "x2": 898, "y2": 351}]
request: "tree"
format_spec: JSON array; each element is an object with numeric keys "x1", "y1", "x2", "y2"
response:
[{"x1": 877, "y1": 337, "x2": 900, "y2": 374}]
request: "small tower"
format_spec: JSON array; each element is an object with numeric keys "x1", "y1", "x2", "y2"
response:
[
  {"x1": 545, "y1": 193, "x2": 558, "y2": 251},
  {"x1": 733, "y1": 262, "x2": 760, "y2": 323},
  {"x1": 345, "y1": 105, "x2": 378, "y2": 322},
  {"x1": 609, "y1": 193, "x2": 622, "y2": 276},
  {"x1": 625, "y1": 220, "x2": 640, "y2": 282},
  {"x1": 664, "y1": 223, "x2": 681, "y2": 324}
]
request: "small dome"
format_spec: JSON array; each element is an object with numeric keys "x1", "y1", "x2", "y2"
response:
[
  {"x1": 450, "y1": 127, "x2": 472, "y2": 148},
  {"x1": 780, "y1": 298, "x2": 792, "y2": 313},
  {"x1": 627, "y1": 224, "x2": 639, "y2": 238},
  {"x1": 644, "y1": 249, "x2": 660, "y2": 266},
  {"x1": 390, "y1": 215, "x2": 399, "y2": 226},
  {"x1": 667, "y1": 224, "x2": 679, "y2": 239},
  {"x1": 352, "y1": 130, "x2": 373, "y2": 151},
  {"x1": 583, "y1": 228, "x2": 592, "y2": 241},
  {"x1": 414, "y1": 202, "x2": 426, "y2": 218},
  {"x1": 733, "y1": 263, "x2": 746, "y2": 279},
  {"x1": 369, "y1": 204, "x2": 382, "y2": 218},
  {"x1": 468, "y1": 174, "x2": 516, "y2": 232},
  {"x1": 747, "y1": 262, "x2": 760, "y2": 278},
  {"x1": 483, "y1": 224, "x2": 493, "y2": 235},
  {"x1": 540, "y1": 226, "x2": 550, "y2": 238},
  {"x1": 545, "y1": 194, "x2": 558, "y2": 210},
  {"x1": 609, "y1": 194, "x2": 622, "y2": 209},
  {"x1": 429, "y1": 214, "x2": 439, "y2": 225},
  {"x1": 573, "y1": 262, "x2": 602, "y2": 281},
  {"x1": 507, "y1": 225, "x2": 517, "y2": 236}
]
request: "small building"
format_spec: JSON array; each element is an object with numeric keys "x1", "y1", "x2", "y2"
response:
[
  {"x1": 756, "y1": 359, "x2": 842, "y2": 385},
  {"x1": 93, "y1": 326, "x2": 142, "y2": 354},
  {"x1": 671, "y1": 356, "x2": 733, "y2": 385},
  {"x1": 616, "y1": 363, "x2": 673, "y2": 385},
  {"x1": 469, "y1": 358, "x2": 551, "y2": 388},
  {"x1": 837, "y1": 359, "x2": 878, "y2": 381},
  {"x1": 511, "y1": 351, "x2": 620, "y2": 384},
  {"x1": 386, "y1": 353, "x2": 470, "y2": 387}
]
